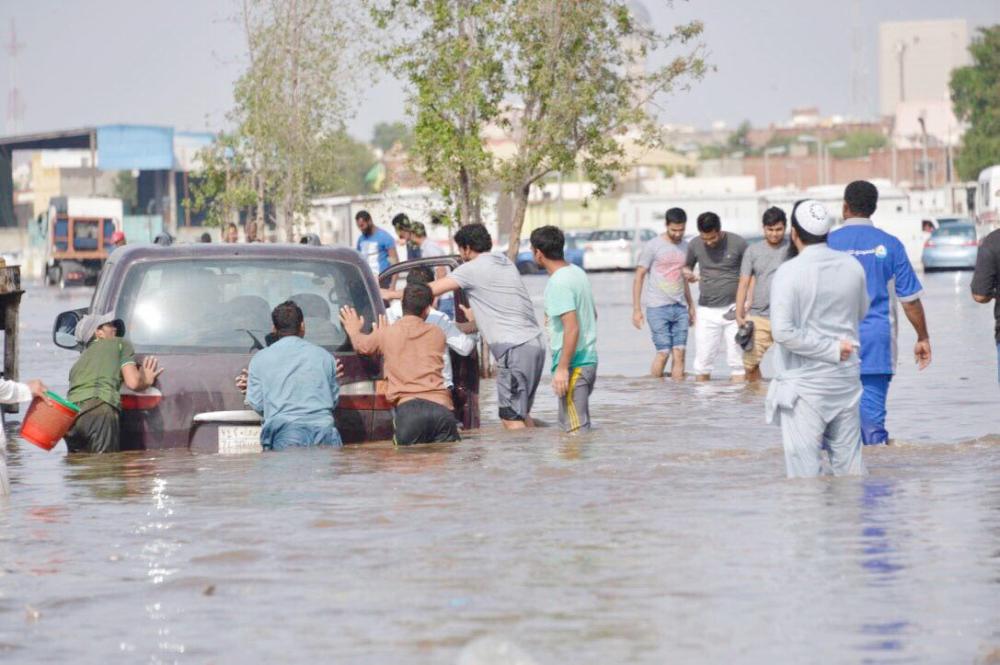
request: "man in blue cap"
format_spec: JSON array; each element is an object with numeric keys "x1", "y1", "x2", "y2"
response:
[{"x1": 828, "y1": 180, "x2": 932, "y2": 445}]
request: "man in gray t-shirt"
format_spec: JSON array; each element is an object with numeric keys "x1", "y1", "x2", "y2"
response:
[
  {"x1": 428, "y1": 224, "x2": 545, "y2": 430},
  {"x1": 632, "y1": 207, "x2": 695, "y2": 379},
  {"x1": 736, "y1": 207, "x2": 789, "y2": 381},
  {"x1": 683, "y1": 212, "x2": 748, "y2": 381}
]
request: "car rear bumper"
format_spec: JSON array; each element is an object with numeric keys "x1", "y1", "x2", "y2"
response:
[{"x1": 922, "y1": 247, "x2": 977, "y2": 269}]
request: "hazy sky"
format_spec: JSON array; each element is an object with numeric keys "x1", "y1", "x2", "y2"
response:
[{"x1": 1, "y1": 0, "x2": 998, "y2": 141}]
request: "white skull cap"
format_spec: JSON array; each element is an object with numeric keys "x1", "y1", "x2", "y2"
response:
[{"x1": 794, "y1": 199, "x2": 832, "y2": 236}]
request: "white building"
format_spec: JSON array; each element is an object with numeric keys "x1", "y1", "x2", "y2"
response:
[{"x1": 878, "y1": 19, "x2": 970, "y2": 118}]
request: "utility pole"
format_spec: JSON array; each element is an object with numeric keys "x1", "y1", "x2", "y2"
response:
[
  {"x1": 895, "y1": 41, "x2": 907, "y2": 105},
  {"x1": 4, "y1": 19, "x2": 25, "y2": 135}
]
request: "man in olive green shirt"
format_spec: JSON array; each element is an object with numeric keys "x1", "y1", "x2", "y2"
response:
[{"x1": 65, "y1": 313, "x2": 163, "y2": 453}]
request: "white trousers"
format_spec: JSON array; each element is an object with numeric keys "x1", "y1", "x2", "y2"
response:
[
  {"x1": 693, "y1": 305, "x2": 744, "y2": 377},
  {"x1": 778, "y1": 399, "x2": 866, "y2": 478}
]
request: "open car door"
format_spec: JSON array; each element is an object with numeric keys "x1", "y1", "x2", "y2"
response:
[{"x1": 379, "y1": 257, "x2": 480, "y2": 431}]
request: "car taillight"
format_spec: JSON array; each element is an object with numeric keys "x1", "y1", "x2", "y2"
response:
[
  {"x1": 584, "y1": 243, "x2": 594, "y2": 252},
  {"x1": 963, "y1": 240, "x2": 978, "y2": 246},
  {"x1": 121, "y1": 387, "x2": 162, "y2": 410},
  {"x1": 339, "y1": 380, "x2": 392, "y2": 410}
]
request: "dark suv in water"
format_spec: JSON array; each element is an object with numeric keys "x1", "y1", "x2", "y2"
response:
[{"x1": 53, "y1": 244, "x2": 479, "y2": 451}]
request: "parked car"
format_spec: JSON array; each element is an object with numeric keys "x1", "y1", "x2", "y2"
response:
[
  {"x1": 513, "y1": 231, "x2": 587, "y2": 275},
  {"x1": 922, "y1": 222, "x2": 979, "y2": 271},
  {"x1": 582, "y1": 228, "x2": 657, "y2": 271},
  {"x1": 52, "y1": 244, "x2": 479, "y2": 451}
]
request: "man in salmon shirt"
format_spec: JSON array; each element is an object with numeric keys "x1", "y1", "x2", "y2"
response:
[{"x1": 340, "y1": 282, "x2": 460, "y2": 445}]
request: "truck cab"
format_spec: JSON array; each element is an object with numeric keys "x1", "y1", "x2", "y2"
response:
[{"x1": 39, "y1": 196, "x2": 123, "y2": 288}]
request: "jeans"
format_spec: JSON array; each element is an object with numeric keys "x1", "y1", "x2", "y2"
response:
[
  {"x1": 646, "y1": 303, "x2": 689, "y2": 351},
  {"x1": 860, "y1": 374, "x2": 892, "y2": 445}
]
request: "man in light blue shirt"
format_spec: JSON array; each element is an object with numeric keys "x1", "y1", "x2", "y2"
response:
[
  {"x1": 355, "y1": 209, "x2": 398, "y2": 275},
  {"x1": 243, "y1": 301, "x2": 341, "y2": 449},
  {"x1": 766, "y1": 200, "x2": 868, "y2": 478},
  {"x1": 828, "y1": 180, "x2": 932, "y2": 445}
]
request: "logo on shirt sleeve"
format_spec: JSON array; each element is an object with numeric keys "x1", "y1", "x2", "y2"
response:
[{"x1": 874, "y1": 245, "x2": 887, "y2": 259}]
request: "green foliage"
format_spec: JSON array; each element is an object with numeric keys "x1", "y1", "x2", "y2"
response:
[
  {"x1": 827, "y1": 131, "x2": 889, "y2": 159},
  {"x1": 726, "y1": 120, "x2": 751, "y2": 152},
  {"x1": 185, "y1": 133, "x2": 258, "y2": 227},
  {"x1": 951, "y1": 25, "x2": 1000, "y2": 181},
  {"x1": 372, "y1": 0, "x2": 706, "y2": 238},
  {"x1": 372, "y1": 0, "x2": 507, "y2": 226},
  {"x1": 111, "y1": 171, "x2": 137, "y2": 213},
  {"x1": 372, "y1": 121, "x2": 415, "y2": 152}
]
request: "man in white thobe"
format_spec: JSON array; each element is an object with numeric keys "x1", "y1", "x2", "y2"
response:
[
  {"x1": 0, "y1": 377, "x2": 51, "y2": 495},
  {"x1": 766, "y1": 200, "x2": 869, "y2": 478}
]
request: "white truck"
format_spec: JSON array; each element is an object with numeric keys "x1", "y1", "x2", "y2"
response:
[{"x1": 37, "y1": 196, "x2": 124, "y2": 287}]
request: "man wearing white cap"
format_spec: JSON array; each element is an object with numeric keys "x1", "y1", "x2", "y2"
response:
[{"x1": 765, "y1": 200, "x2": 869, "y2": 478}]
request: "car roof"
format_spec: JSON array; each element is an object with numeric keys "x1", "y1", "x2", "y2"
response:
[{"x1": 105, "y1": 242, "x2": 368, "y2": 271}]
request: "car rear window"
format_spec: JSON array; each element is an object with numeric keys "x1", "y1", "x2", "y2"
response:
[
  {"x1": 931, "y1": 225, "x2": 975, "y2": 238},
  {"x1": 590, "y1": 230, "x2": 630, "y2": 241},
  {"x1": 115, "y1": 258, "x2": 375, "y2": 353}
]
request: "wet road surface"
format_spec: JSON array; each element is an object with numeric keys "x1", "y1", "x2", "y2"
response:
[{"x1": 0, "y1": 270, "x2": 998, "y2": 664}]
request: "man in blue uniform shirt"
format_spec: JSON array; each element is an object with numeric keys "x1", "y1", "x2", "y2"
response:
[{"x1": 828, "y1": 180, "x2": 932, "y2": 445}]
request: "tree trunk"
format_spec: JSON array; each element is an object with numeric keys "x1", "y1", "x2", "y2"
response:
[
  {"x1": 457, "y1": 165, "x2": 472, "y2": 226},
  {"x1": 506, "y1": 182, "x2": 531, "y2": 261}
]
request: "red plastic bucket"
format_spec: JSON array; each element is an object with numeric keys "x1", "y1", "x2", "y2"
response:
[{"x1": 20, "y1": 391, "x2": 80, "y2": 451}]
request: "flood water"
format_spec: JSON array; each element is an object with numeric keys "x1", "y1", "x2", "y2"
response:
[{"x1": 1, "y1": 271, "x2": 998, "y2": 664}]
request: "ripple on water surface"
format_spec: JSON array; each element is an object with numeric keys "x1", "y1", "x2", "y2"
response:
[{"x1": 0, "y1": 274, "x2": 998, "y2": 663}]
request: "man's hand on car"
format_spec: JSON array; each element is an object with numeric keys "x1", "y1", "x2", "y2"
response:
[
  {"x1": 235, "y1": 368, "x2": 248, "y2": 394},
  {"x1": 339, "y1": 306, "x2": 365, "y2": 336}
]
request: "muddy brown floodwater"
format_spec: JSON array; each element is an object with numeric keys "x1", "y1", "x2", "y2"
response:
[{"x1": 0, "y1": 270, "x2": 998, "y2": 664}]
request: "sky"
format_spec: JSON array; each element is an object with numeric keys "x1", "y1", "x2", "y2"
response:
[{"x1": 1, "y1": 0, "x2": 998, "y2": 142}]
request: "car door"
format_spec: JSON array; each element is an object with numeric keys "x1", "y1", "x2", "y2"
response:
[{"x1": 379, "y1": 257, "x2": 480, "y2": 431}]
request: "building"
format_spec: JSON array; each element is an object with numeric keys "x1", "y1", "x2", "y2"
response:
[{"x1": 878, "y1": 19, "x2": 970, "y2": 117}]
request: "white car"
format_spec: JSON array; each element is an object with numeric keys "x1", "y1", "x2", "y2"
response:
[{"x1": 582, "y1": 228, "x2": 656, "y2": 271}]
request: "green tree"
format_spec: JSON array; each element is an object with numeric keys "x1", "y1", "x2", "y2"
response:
[
  {"x1": 951, "y1": 25, "x2": 1000, "y2": 181},
  {"x1": 726, "y1": 120, "x2": 751, "y2": 152},
  {"x1": 372, "y1": 121, "x2": 415, "y2": 152},
  {"x1": 186, "y1": 133, "x2": 258, "y2": 227},
  {"x1": 112, "y1": 171, "x2": 138, "y2": 213},
  {"x1": 497, "y1": 0, "x2": 706, "y2": 257},
  {"x1": 372, "y1": 0, "x2": 506, "y2": 226},
  {"x1": 827, "y1": 130, "x2": 889, "y2": 159}
]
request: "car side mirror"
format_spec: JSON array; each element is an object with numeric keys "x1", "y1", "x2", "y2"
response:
[{"x1": 53, "y1": 310, "x2": 83, "y2": 350}]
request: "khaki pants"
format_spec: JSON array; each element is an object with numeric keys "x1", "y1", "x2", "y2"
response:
[{"x1": 744, "y1": 316, "x2": 773, "y2": 371}]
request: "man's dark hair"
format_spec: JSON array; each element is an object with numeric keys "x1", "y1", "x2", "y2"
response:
[
  {"x1": 844, "y1": 180, "x2": 878, "y2": 217},
  {"x1": 402, "y1": 282, "x2": 433, "y2": 316},
  {"x1": 790, "y1": 200, "x2": 827, "y2": 246},
  {"x1": 391, "y1": 213, "x2": 411, "y2": 230},
  {"x1": 453, "y1": 223, "x2": 492, "y2": 253},
  {"x1": 762, "y1": 207, "x2": 787, "y2": 227},
  {"x1": 665, "y1": 207, "x2": 687, "y2": 225},
  {"x1": 529, "y1": 225, "x2": 565, "y2": 260},
  {"x1": 199, "y1": 232, "x2": 212, "y2": 243},
  {"x1": 696, "y1": 212, "x2": 721, "y2": 234},
  {"x1": 407, "y1": 265, "x2": 435, "y2": 285},
  {"x1": 227, "y1": 222, "x2": 238, "y2": 232},
  {"x1": 271, "y1": 300, "x2": 304, "y2": 336},
  {"x1": 355, "y1": 210, "x2": 372, "y2": 223}
]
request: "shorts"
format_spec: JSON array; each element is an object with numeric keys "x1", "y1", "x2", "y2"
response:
[
  {"x1": 64, "y1": 398, "x2": 120, "y2": 454},
  {"x1": 647, "y1": 303, "x2": 689, "y2": 352},
  {"x1": 496, "y1": 336, "x2": 546, "y2": 422},
  {"x1": 393, "y1": 399, "x2": 460, "y2": 445},
  {"x1": 743, "y1": 315, "x2": 773, "y2": 370},
  {"x1": 559, "y1": 365, "x2": 597, "y2": 433}
]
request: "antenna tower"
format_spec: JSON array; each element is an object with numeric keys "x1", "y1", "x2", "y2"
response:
[{"x1": 4, "y1": 19, "x2": 25, "y2": 135}]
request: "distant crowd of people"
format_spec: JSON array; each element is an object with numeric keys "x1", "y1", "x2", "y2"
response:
[{"x1": 13, "y1": 177, "x2": 1000, "y2": 483}]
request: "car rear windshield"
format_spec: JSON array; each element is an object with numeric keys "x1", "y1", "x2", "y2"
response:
[
  {"x1": 931, "y1": 225, "x2": 975, "y2": 238},
  {"x1": 589, "y1": 230, "x2": 631, "y2": 241},
  {"x1": 115, "y1": 258, "x2": 375, "y2": 353}
]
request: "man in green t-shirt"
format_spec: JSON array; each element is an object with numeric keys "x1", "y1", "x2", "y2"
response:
[
  {"x1": 530, "y1": 226, "x2": 598, "y2": 432},
  {"x1": 65, "y1": 313, "x2": 163, "y2": 453}
]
